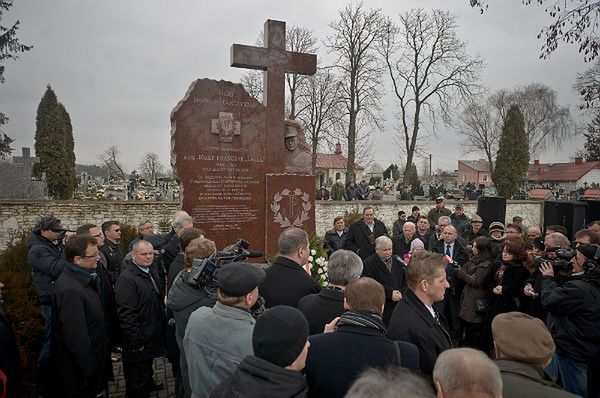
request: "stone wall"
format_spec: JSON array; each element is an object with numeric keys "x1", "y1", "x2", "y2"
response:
[{"x1": 0, "y1": 199, "x2": 544, "y2": 251}]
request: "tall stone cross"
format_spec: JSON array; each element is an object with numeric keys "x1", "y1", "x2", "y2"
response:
[
  {"x1": 13, "y1": 147, "x2": 40, "y2": 174},
  {"x1": 231, "y1": 19, "x2": 317, "y2": 171}
]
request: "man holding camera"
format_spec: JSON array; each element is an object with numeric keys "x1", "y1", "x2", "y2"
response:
[{"x1": 540, "y1": 244, "x2": 600, "y2": 398}]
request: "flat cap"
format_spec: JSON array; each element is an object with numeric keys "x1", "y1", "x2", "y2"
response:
[
  {"x1": 454, "y1": 203, "x2": 463, "y2": 209},
  {"x1": 471, "y1": 214, "x2": 483, "y2": 223},
  {"x1": 489, "y1": 222, "x2": 505, "y2": 232},
  {"x1": 513, "y1": 215, "x2": 523, "y2": 221},
  {"x1": 436, "y1": 196, "x2": 445, "y2": 203},
  {"x1": 492, "y1": 312, "x2": 555, "y2": 364},
  {"x1": 218, "y1": 262, "x2": 266, "y2": 297}
]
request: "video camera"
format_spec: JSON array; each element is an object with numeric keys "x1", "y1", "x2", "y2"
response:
[
  {"x1": 187, "y1": 239, "x2": 263, "y2": 289},
  {"x1": 534, "y1": 248, "x2": 576, "y2": 273}
]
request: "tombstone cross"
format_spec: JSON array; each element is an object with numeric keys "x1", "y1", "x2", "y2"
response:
[
  {"x1": 13, "y1": 147, "x2": 40, "y2": 166},
  {"x1": 230, "y1": 19, "x2": 317, "y2": 171}
]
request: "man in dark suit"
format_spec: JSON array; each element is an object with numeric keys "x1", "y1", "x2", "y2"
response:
[
  {"x1": 259, "y1": 227, "x2": 321, "y2": 308},
  {"x1": 344, "y1": 207, "x2": 389, "y2": 260},
  {"x1": 431, "y1": 225, "x2": 470, "y2": 346},
  {"x1": 388, "y1": 250, "x2": 452, "y2": 375},
  {"x1": 392, "y1": 221, "x2": 417, "y2": 259},
  {"x1": 305, "y1": 277, "x2": 419, "y2": 398},
  {"x1": 50, "y1": 234, "x2": 108, "y2": 397},
  {"x1": 297, "y1": 250, "x2": 363, "y2": 335},
  {"x1": 362, "y1": 236, "x2": 406, "y2": 325}
]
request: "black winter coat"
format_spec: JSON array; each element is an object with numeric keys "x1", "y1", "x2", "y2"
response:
[
  {"x1": 344, "y1": 219, "x2": 388, "y2": 260},
  {"x1": 388, "y1": 289, "x2": 452, "y2": 375},
  {"x1": 461, "y1": 227, "x2": 489, "y2": 246},
  {"x1": 323, "y1": 229, "x2": 347, "y2": 254},
  {"x1": 259, "y1": 256, "x2": 321, "y2": 308},
  {"x1": 391, "y1": 234, "x2": 416, "y2": 259},
  {"x1": 361, "y1": 254, "x2": 406, "y2": 325},
  {"x1": 50, "y1": 266, "x2": 108, "y2": 397},
  {"x1": 305, "y1": 324, "x2": 419, "y2": 398},
  {"x1": 490, "y1": 260, "x2": 529, "y2": 314},
  {"x1": 211, "y1": 356, "x2": 307, "y2": 398},
  {"x1": 100, "y1": 239, "x2": 124, "y2": 285},
  {"x1": 26, "y1": 233, "x2": 71, "y2": 303},
  {"x1": 114, "y1": 264, "x2": 166, "y2": 362},
  {"x1": 541, "y1": 272, "x2": 600, "y2": 363},
  {"x1": 297, "y1": 288, "x2": 345, "y2": 335}
]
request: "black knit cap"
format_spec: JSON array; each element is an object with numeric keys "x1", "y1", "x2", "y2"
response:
[
  {"x1": 576, "y1": 244, "x2": 600, "y2": 260},
  {"x1": 33, "y1": 215, "x2": 66, "y2": 233},
  {"x1": 252, "y1": 305, "x2": 309, "y2": 367}
]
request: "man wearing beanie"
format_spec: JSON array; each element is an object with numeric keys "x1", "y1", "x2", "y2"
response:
[
  {"x1": 492, "y1": 312, "x2": 578, "y2": 398},
  {"x1": 184, "y1": 262, "x2": 265, "y2": 398},
  {"x1": 540, "y1": 244, "x2": 600, "y2": 398},
  {"x1": 305, "y1": 277, "x2": 419, "y2": 398},
  {"x1": 211, "y1": 306, "x2": 310, "y2": 398}
]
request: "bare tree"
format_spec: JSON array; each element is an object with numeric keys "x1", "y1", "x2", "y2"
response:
[
  {"x1": 296, "y1": 67, "x2": 344, "y2": 174},
  {"x1": 326, "y1": 2, "x2": 385, "y2": 183},
  {"x1": 470, "y1": 1, "x2": 600, "y2": 61},
  {"x1": 240, "y1": 24, "x2": 318, "y2": 118},
  {"x1": 457, "y1": 100, "x2": 499, "y2": 173},
  {"x1": 379, "y1": 8, "x2": 484, "y2": 181},
  {"x1": 574, "y1": 59, "x2": 600, "y2": 109},
  {"x1": 97, "y1": 145, "x2": 126, "y2": 180},
  {"x1": 139, "y1": 152, "x2": 164, "y2": 185}
]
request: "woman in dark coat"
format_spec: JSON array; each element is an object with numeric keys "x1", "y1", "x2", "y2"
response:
[{"x1": 453, "y1": 236, "x2": 494, "y2": 350}]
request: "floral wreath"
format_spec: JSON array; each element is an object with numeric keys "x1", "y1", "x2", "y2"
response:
[{"x1": 271, "y1": 188, "x2": 311, "y2": 228}]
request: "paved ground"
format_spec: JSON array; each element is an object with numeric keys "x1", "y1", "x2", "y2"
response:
[{"x1": 109, "y1": 357, "x2": 177, "y2": 397}]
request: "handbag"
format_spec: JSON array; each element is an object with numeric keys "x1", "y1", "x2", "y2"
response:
[{"x1": 474, "y1": 298, "x2": 488, "y2": 313}]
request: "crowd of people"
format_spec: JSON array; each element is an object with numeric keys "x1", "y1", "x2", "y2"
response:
[{"x1": 0, "y1": 199, "x2": 599, "y2": 398}]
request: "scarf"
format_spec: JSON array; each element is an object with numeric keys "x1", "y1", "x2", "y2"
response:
[{"x1": 337, "y1": 309, "x2": 387, "y2": 335}]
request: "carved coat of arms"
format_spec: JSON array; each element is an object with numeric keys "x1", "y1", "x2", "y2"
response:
[{"x1": 271, "y1": 188, "x2": 311, "y2": 228}]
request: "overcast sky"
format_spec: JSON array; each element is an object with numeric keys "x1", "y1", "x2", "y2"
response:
[{"x1": 0, "y1": 0, "x2": 591, "y2": 174}]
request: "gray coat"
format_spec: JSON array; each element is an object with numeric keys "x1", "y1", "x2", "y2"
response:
[
  {"x1": 496, "y1": 359, "x2": 579, "y2": 398},
  {"x1": 184, "y1": 301, "x2": 255, "y2": 398},
  {"x1": 454, "y1": 259, "x2": 491, "y2": 324}
]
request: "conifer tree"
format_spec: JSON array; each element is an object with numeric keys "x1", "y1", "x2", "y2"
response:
[
  {"x1": 584, "y1": 112, "x2": 600, "y2": 161},
  {"x1": 492, "y1": 105, "x2": 529, "y2": 198},
  {"x1": 34, "y1": 86, "x2": 76, "y2": 199}
]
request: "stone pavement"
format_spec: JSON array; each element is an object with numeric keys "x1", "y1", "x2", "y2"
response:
[{"x1": 109, "y1": 357, "x2": 176, "y2": 397}]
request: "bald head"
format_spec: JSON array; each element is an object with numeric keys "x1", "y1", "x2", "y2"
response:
[{"x1": 403, "y1": 222, "x2": 416, "y2": 239}]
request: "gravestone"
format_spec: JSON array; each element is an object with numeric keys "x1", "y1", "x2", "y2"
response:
[
  {"x1": 0, "y1": 147, "x2": 46, "y2": 199},
  {"x1": 171, "y1": 19, "x2": 317, "y2": 256}
]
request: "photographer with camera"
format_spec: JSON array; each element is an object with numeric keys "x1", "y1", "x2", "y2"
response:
[
  {"x1": 168, "y1": 237, "x2": 218, "y2": 398},
  {"x1": 540, "y1": 244, "x2": 600, "y2": 398}
]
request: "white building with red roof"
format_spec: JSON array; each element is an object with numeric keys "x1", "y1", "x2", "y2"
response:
[
  {"x1": 527, "y1": 157, "x2": 600, "y2": 191},
  {"x1": 315, "y1": 143, "x2": 364, "y2": 187}
]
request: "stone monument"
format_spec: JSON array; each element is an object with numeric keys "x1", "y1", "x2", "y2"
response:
[
  {"x1": 171, "y1": 19, "x2": 317, "y2": 257},
  {"x1": 0, "y1": 147, "x2": 46, "y2": 199}
]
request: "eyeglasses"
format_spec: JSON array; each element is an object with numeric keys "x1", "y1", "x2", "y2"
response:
[{"x1": 80, "y1": 252, "x2": 99, "y2": 259}]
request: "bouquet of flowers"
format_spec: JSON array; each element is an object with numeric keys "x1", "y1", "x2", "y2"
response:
[{"x1": 308, "y1": 233, "x2": 329, "y2": 286}]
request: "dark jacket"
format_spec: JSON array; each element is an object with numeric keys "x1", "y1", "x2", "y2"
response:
[
  {"x1": 407, "y1": 213, "x2": 421, "y2": 224},
  {"x1": 454, "y1": 259, "x2": 492, "y2": 324},
  {"x1": 297, "y1": 288, "x2": 345, "y2": 335},
  {"x1": 96, "y1": 260, "x2": 121, "y2": 370},
  {"x1": 26, "y1": 232, "x2": 71, "y2": 303},
  {"x1": 388, "y1": 289, "x2": 452, "y2": 375},
  {"x1": 391, "y1": 234, "x2": 416, "y2": 259},
  {"x1": 50, "y1": 266, "x2": 108, "y2": 397},
  {"x1": 260, "y1": 256, "x2": 321, "y2": 308},
  {"x1": 461, "y1": 227, "x2": 489, "y2": 246},
  {"x1": 344, "y1": 219, "x2": 388, "y2": 260},
  {"x1": 330, "y1": 183, "x2": 346, "y2": 201},
  {"x1": 211, "y1": 355, "x2": 307, "y2": 398},
  {"x1": 346, "y1": 186, "x2": 360, "y2": 201},
  {"x1": 167, "y1": 252, "x2": 185, "y2": 293},
  {"x1": 491, "y1": 261, "x2": 529, "y2": 314},
  {"x1": 100, "y1": 239, "x2": 125, "y2": 285},
  {"x1": 450, "y1": 213, "x2": 470, "y2": 234},
  {"x1": 161, "y1": 233, "x2": 180, "y2": 274},
  {"x1": 315, "y1": 188, "x2": 330, "y2": 201},
  {"x1": 305, "y1": 324, "x2": 419, "y2": 398},
  {"x1": 362, "y1": 254, "x2": 406, "y2": 325},
  {"x1": 496, "y1": 359, "x2": 579, "y2": 398},
  {"x1": 416, "y1": 229, "x2": 433, "y2": 246},
  {"x1": 427, "y1": 207, "x2": 452, "y2": 226},
  {"x1": 0, "y1": 309, "x2": 20, "y2": 398},
  {"x1": 392, "y1": 219, "x2": 405, "y2": 237},
  {"x1": 541, "y1": 272, "x2": 600, "y2": 363},
  {"x1": 114, "y1": 263, "x2": 166, "y2": 362},
  {"x1": 323, "y1": 229, "x2": 347, "y2": 254},
  {"x1": 357, "y1": 183, "x2": 370, "y2": 200}
]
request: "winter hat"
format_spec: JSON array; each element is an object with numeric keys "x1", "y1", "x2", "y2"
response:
[
  {"x1": 489, "y1": 222, "x2": 505, "y2": 232},
  {"x1": 492, "y1": 312, "x2": 555, "y2": 364},
  {"x1": 412, "y1": 206, "x2": 420, "y2": 212},
  {"x1": 33, "y1": 215, "x2": 68, "y2": 233},
  {"x1": 410, "y1": 239, "x2": 425, "y2": 253},
  {"x1": 218, "y1": 262, "x2": 266, "y2": 297},
  {"x1": 471, "y1": 214, "x2": 483, "y2": 223},
  {"x1": 576, "y1": 244, "x2": 600, "y2": 260},
  {"x1": 252, "y1": 306, "x2": 309, "y2": 367},
  {"x1": 532, "y1": 237, "x2": 545, "y2": 251}
]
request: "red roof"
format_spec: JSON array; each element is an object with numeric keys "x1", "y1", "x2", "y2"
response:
[
  {"x1": 527, "y1": 161, "x2": 600, "y2": 182},
  {"x1": 528, "y1": 188, "x2": 553, "y2": 200},
  {"x1": 584, "y1": 189, "x2": 600, "y2": 199},
  {"x1": 315, "y1": 153, "x2": 364, "y2": 171}
]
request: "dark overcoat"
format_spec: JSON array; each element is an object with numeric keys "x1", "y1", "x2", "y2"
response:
[
  {"x1": 344, "y1": 219, "x2": 388, "y2": 260},
  {"x1": 259, "y1": 256, "x2": 321, "y2": 308},
  {"x1": 361, "y1": 253, "x2": 406, "y2": 325},
  {"x1": 297, "y1": 288, "x2": 345, "y2": 335}
]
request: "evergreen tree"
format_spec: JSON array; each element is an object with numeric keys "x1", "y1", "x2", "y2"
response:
[
  {"x1": 0, "y1": 0, "x2": 32, "y2": 159},
  {"x1": 492, "y1": 105, "x2": 529, "y2": 198},
  {"x1": 34, "y1": 86, "x2": 75, "y2": 199},
  {"x1": 584, "y1": 112, "x2": 600, "y2": 161}
]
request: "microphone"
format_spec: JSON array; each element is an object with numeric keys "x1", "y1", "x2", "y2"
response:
[
  {"x1": 215, "y1": 251, "x2": 264, "y2": 260},
  {"x1": 245, "y1": 251, "x2": 263, "y2": 258}
]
